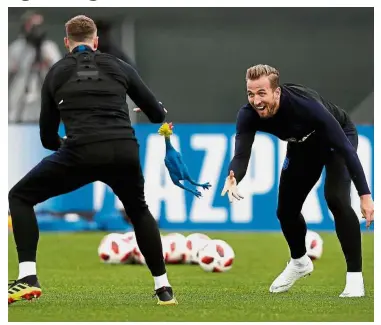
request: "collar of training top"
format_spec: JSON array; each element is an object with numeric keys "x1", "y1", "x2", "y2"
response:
[{"x1": 71, "y1": 45, "x2": 94, "y2": 53}]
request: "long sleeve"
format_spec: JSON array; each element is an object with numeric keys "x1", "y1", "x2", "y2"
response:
[
  {"x1": 39, "y1": 69, "x2": 62, "y2": 151},
  {"x1": 228, "y1": 108, "x2": 256, "y2": 184},
  {"x1": 118, "y1": 60, "x2": 166, "y2": 123},
  {"x1": 298, "y1": 97, "x2": 370, "y2": 196}
]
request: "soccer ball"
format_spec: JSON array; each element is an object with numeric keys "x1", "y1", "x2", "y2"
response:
[
  {"x1": 305, "y1": 230, "x2": 323, "y2": 260},
  {"x1": 162, "y1": 233, "x2": 188, "y2": 264},
  {"x1": 198, "y1": 239, "x2": 235, "y2": 272},
  {"x1": 98, "y1": 233, "x2": 135, "y2": 264},
  {"x1": 185, "y1": 233, "x2": 211, "y2": 264},
  {"x1": 132, "y1": 244, "x2": 146, "y2": 265},
  {"x1": 122, "y1": 231, "x2": 136, "y2": 243},
  {"x1": 121, "y1": 231, "x2": 146, "y2": 265}
]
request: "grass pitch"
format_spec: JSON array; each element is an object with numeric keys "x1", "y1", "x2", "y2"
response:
[{"x1": 8, "y1": 231, "x2": 374, "y2": 322}]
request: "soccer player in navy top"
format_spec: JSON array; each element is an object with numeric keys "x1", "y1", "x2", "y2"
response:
[
  {"x1": 8, "y1": 15, "x2": 177, "y2": 306},
  {"x1": 221, "y1": 64, "x2": 374, "y2": 297}
]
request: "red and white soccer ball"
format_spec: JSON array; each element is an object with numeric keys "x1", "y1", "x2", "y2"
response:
[
  {"x1": 185, "y1": 233, "x2": 211, "y2": 264},
  {"x1": 122, "y1": 231, "x2": 136, "y2": 243},
  {"x1": 162, "y1": 233, "x2": 188, "y2": 264},
  {"x1": 132, "y1": 244, "x2": 146, "y2": 265},
  {"x1": 122, "y1": 231, "x2": 147, "y2": 265},
  {"x1": 305, "y1": 230, "x2": 323, "y2": 260},
  {"x1": 98, "y1": 233, "x2": 135, "y2": 264},
  {"x1": 198, "y1": 239, "x2": 235, "y2": 272}
]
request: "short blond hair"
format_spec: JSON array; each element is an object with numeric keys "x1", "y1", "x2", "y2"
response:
[
  {"x1": 246, "y1": 64, "x2": 280, "y2": 90},
  {"x1": 65, "y1": 15, "x2": 97, "y2": 42}
]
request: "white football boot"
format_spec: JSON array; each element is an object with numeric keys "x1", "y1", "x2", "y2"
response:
[
  {"x1": 269, "y1": 256, "x2": 314, "y2": 293},
  {"x1": 339, "y1": 272, "x2": 365, "y2": 298}
]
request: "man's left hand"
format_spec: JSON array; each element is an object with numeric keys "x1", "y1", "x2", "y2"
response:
[{"x1": 360, "y1": 194, "x2": 374, "y2": 228}]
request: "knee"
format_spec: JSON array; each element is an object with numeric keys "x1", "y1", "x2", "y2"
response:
[
  {"x1": 276, "y1": 205, "x2": 289, "y2": 222},
  {"x1": 277, "y1": 203, "x2": 303, "y2": 224},
  {"x1": 8, "y1": 185, "x2": 19, "y2": 204},
  {"x1": 8, "y1": 183, "x2": 30, "y2": 206},
  {"x1": 122, "y1": 202, "x2": 149, "y2": 222},
  {"x1": 324, "y1": 188, "x2": 350, "y2": 213},
  {"x1": 118, "y1": 191, "x2": 148, "y2": 213},
  {"x1": 8, "y1": 186, "x2": 21, "y2": 212}
]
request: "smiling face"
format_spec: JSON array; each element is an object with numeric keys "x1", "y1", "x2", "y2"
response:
[{"x1": 245, "y1": 65, "x2": 281, "y2": 119}]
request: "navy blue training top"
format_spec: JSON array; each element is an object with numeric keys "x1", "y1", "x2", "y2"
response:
[
  {"x1": 39, "y1": 45, "x2": 165, "y2": 150},
  {"x1": 229, "y1": 83, "x2": 370, "y2": 196}
]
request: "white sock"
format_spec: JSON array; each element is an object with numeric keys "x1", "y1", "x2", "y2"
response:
[
  {"x1": 18, "y1": 262, "x2": 36, "y2": 279},
  {"x1": 345, "y1": 272, "x2": 364, "y2": 286},
  {"x1": 292, "y1": 254, "x2": 310, "y2": 266},
  {"x1": 154, "y1": 273, "x2": 170, "y2": 290}
]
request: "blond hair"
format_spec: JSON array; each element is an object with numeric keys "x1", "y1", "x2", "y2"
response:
[
  {"x1": 65, "y1": 15, "x2": 97, "y2": 42},
  {"x1": 246, "y1": 64, "x2": 280, "y2": 89}
]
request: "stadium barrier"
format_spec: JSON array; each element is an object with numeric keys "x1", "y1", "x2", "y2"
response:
[{"x1": 8, "y1": 124, "x2": 374, "y2": 232}]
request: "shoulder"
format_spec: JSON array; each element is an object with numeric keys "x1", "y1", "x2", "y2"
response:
[
  {"x1": 281, "y1": 83, "x2": 326, "y2": 106},
  {"x1": 44, "y1": 56, "x2": 75, "y2": 83},
  {"x1": 236, "y1": 104, "x2": 258, "y2": 132},
  {"x1": 281, "y1": 83, "x2": 323, "y2": 113},
  {"x1": 95, "y1": 53, "x2": 136, "y2": 74},
  {"x1": 95, "y1": 52, "x2": 128, "y2": 66},
  {"x1": 281, "y1": 83, "x2": 342, "y2": 126},
  {"x1": 115, "y1": 56, "x2": 138, "y2": 73},
  {"x1": 95, "y1": 51, "x2": 119, "y2": 61},
  {"x1": 49, "y1": 56, "x2": 74, "y2": 73}
]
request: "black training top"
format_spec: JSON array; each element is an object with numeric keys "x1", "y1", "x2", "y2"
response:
[
  {"x1": 229, "y1": 83, "x2": 370, "y2": 196},
  {"x1": 39, "y1": 45, "x2": 165, "y2": 150}
]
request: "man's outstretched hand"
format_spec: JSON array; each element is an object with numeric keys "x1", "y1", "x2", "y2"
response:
[{"x1": 221, "y1": 170, "x2": 244, "y2": 203}]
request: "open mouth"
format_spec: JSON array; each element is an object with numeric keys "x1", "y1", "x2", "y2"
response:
[{"x1": 256, "y1": 106, "x2": 266, "y2": 111}]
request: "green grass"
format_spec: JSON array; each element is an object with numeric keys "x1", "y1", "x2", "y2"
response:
[{"x1": 8, "y1": 231, "x2": 374, "y2": 322}]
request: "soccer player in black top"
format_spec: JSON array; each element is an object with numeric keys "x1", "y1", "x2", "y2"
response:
[
  {"x1": 8, "y1": 15, "x2": 177, "y2": 306},
  {"x1": 221, "y1": 64, "x2": 374, "y2": 297}
]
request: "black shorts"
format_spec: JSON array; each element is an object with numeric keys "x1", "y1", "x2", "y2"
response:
[{"x1": 9, "y1": 139, "x2": 147, "y2": 214}]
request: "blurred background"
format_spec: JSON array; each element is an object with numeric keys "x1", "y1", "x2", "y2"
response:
[{"x1": 8, "y1": 7, "x2": 374, "y2": 233}]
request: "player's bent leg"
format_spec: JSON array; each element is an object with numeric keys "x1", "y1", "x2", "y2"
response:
[
  {"x1": 325, "y1": 148, "x2": 365, "y2": 298},
  {"x1": 127, "y1": 203, "x2": 178, "y2": 305},
  {"x1": 270, "y1": 143, "x2": 323, "y2": 293},
  {"x1": 8, "y1": 156, "x2": 97, "y2": 305},
  {"x1": 116, "y1": 196, "x2": 178, "y2": 305},
  {"x1": 115, "y1": 191, "x2": 177, "y2": 305},
  {"x1": 101, "y1": 141, "x2": 177, "y2": 305}
]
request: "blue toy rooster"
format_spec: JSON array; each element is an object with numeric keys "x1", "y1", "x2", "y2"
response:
[{"x1": 159, "y1": 122, "x2": 212, "y2": 198}]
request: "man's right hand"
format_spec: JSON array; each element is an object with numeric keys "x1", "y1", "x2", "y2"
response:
[{"x1": 221, "y1": 170, "x2": 244, "y2": 203}]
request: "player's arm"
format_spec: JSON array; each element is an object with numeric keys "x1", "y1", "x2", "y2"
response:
[
  {"x1": 300, "y1": 97, "x2": 370, "y2": 196},
  {"x1": 228, "y1": 108, "x2": 256, "y2": 184},
  {"x1": 39, "y1": 68, "x2": 62, "y2": 151},
  {"x1": 118, "y1": 59, "x2": 166, "y2": 123}
]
